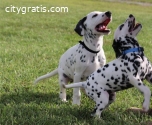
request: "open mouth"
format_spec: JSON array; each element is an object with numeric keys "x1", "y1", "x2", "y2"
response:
[
  {"x1": 129, "y1": 18, "x2": 141, "y2": 32},
  {"x1": 95, "y1": 18, "x2": 111, "y2": 33}
]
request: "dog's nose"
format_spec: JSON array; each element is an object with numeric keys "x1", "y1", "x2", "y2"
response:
[
  {"x1": 105, "y1": 11, "x2": 112, "y2": 17},
  {"x1": 129, "y1": 14, "x2": 134, "y2": 18}
]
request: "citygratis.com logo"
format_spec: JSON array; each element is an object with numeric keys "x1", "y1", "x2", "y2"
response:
[{"x1": 5, "y1": 5, "x2": 69, "y2": 14}]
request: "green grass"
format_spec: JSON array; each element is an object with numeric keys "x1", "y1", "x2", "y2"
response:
[
  {"x1": 105, "y1": 0, "x2": 152, "y2": 4},
  {"x1": 120, "y1": 0, "x2": 152, "y2": 4},
  {"x1": 0, "y1": 0, "x2": 152, "y2": 124}
]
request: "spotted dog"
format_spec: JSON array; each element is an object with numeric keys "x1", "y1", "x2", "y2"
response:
[
  {"x1": 64, "y1": 14, "x2": 152, "y2": 117},
  {"x1": 34, "y1": 11, "x2": 112, "y2": 105}
]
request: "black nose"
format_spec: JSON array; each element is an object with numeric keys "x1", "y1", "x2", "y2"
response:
[
  {"x1": 105, "y1": 11, "x2": 112, "y2": 17},
  {"x1": 129, "y1": 14, "x2": 133, "y2": 18}
]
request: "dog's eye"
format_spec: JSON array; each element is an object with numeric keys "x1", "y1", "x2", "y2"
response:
[
  {"x1": 119, "y1": 24, "x2": 124, "y2": 30},
  {"x1": 92, "y1": 14, "x2": 98, "y2": 18}
]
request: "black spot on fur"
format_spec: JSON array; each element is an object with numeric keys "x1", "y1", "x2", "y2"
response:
[
  {"x1": 97, "y1": 92, "x2": 101, "y2": 98},
  {"x1": 114, "y1": 79, "x2": 119, "y2": 85},
  {"x1": 95, "y1": 81, "x2": 98, "y2": 85},
  {"x1": 106, "y1": 83, "x2": 112, "y2": 88},
  {"x1": 122, "y1": 74, "x2": 125, "y2": 81},
  {"x1": 101, "y1": 74, "x2": 105, "y2": 78},
  {"x1": 104, "y1": 64, "x2": 109, "y2": 68},
  {"x1": 97, "y1": 69, "x2": 101, "y2": 73},
  {"x1": 113, "y1": 87, "x2": 117, "y2": 89},
  {"x1": 127, "y1": 67, "x2": 131, "y2": 72},
  {"x1": 115, "y1": 67, "x2": 118, "y2": 71},
  {"x1": 63, "y1": 73, "x2": 68, "y2": 78},
  {"x1": 100, "y1": 108, "x2": 103, "y2": 111},
  {"x1": 111, "y1": 76, "x2": 114, "y2": 80},
  {"x1": 124, "y1": 62, "x2": 128, "y2": 66},
  {"x1": 119, "y1": 24, "x2": 124, "y2": 30},
  {"x1": 91, "y1": 56, "x2": 95, "y2": 63},
  {"x1": 92, "y1": 14, "x2": 98, "y2": 18},
  {"x1": 87, "y1": 82, "x2": 90, "y2": 86}
]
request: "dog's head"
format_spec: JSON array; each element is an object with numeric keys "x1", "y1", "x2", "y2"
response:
[
  {"x1": 75, "y1": 11, "x2": 112, "y2": 36},
  {"x1": 113, "y1": 14, "x2": 142, "y2": 58}
]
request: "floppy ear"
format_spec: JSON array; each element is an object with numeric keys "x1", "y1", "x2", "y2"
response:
[
  {"x1": 74, "y1": 16, "x2": 87, "y2": 36},
  {"x1": 112, "y1": 39, "x2": 122, "y2": 58}
]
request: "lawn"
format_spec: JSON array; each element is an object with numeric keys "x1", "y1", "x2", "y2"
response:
[
  {"x1": 105, "y1": 0, "x2": 152, "y2": 4},
  {"x1": 0, "y1": 0, "x2": 152, "y2": 125}
]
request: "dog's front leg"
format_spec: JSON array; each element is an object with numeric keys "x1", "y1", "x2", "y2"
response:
[
  {"x1": 129, "y1": 75, "x2": 151, "y2": 112},
  {"x1": 72, "y1": 73, "x2": 82, "y2": 105}
]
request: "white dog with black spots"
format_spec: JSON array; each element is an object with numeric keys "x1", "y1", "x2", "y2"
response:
[
  {"x1": 64, "y1": 14, "x2": 152, "y2": 118},
  {"x1": 34, "y1": 11, "x2": 112, "y2": 105}
]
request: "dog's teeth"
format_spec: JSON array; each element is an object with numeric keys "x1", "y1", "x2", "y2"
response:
[{"x1": 100, "y1": 25, "x2": 106, "y2": 30}]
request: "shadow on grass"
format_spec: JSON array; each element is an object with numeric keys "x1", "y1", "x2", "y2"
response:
[
  {"x1": 0, "y1": 91, "x2": 148, "y2": 125},
  {"x1": 0, "y1": 92, "x2": 59, "y2": 104}
]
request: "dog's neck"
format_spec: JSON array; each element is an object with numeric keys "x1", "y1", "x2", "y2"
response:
[
  {"x1": 82, "y1": 31, "x2": 103, "y2": 52},
  {"x1": 113, "y1": 36, "x2": 143, "y2": 58}
]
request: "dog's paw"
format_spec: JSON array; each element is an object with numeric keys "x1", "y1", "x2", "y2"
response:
[
  {"x1": 91, "y1": 114, "x2": 101, "y2": 119},
  {"x1": 61, "y1": 99, "x2": 68, "y2": 102},
  {"x1": 72, "y1": 102, "x2": 80, "y2": 105},
  {"x1": 143, "y1": 102, "x2": 149, "y2": 112},
  {"x1": 143, "y1": 107, "x2": 149, "y2": 112},
  {"x1": 72, "y1": 100, "x2": 80, "y2": 105}
]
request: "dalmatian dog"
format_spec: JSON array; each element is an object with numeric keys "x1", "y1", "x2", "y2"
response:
[
  {"x1": 34, "y1": 11, "x2": 112, "y2": 105},
  {"x1": 64, "y1": 14, "x2": 152, "y2": 118}
]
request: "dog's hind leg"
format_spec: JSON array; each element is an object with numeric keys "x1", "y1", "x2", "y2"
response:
[
  {"x1": 91, "y1": 91, "x2": 109, "y2": 118},
  {"x1": 129, "y1": 75, "x2": 151, "y2": 112},
  {"x1": 106, "y1": 92, "x2": 116, "y2": 108},
  {"x1": 59, "y1": 73, "x2": 71, "y2": 102}
]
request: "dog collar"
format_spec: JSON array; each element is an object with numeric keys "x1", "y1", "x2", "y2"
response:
[
  {"x1": 122, "y1": 47, "x2": 144, "y2": 55},
  {"x1": 79, "y1": 41, "x2": 100, "y2": 54}
]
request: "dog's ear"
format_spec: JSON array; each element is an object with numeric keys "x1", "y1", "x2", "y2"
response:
[
  {"x1": 74, "y1": 16, "x2": 87, "y2": 36},
  {"x1": 112, "y1": 39, "x2": 121, "y2": 58}
]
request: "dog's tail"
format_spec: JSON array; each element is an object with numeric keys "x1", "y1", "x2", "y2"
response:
[
  {"x1": 63, "y1": 81, "x2": 86, "y2": 89},
  {"x1": 34, "y1": 69, "x2": 58, "y2": 84}
]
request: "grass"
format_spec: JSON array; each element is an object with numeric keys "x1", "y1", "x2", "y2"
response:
[
  {"x1": 105, "y1": 0, "x2": 152, "y2": 4},
  {"x1": 0, "y1": 0, "x2": 152, "y2": 124}
]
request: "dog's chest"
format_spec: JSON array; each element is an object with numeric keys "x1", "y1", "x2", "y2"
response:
[
  {"x1": 63, "y1": 47, "x2": 103, "y2": 79},
  {"x1": 83, "y1": 54, "x2": 101, "y2": 76}
]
